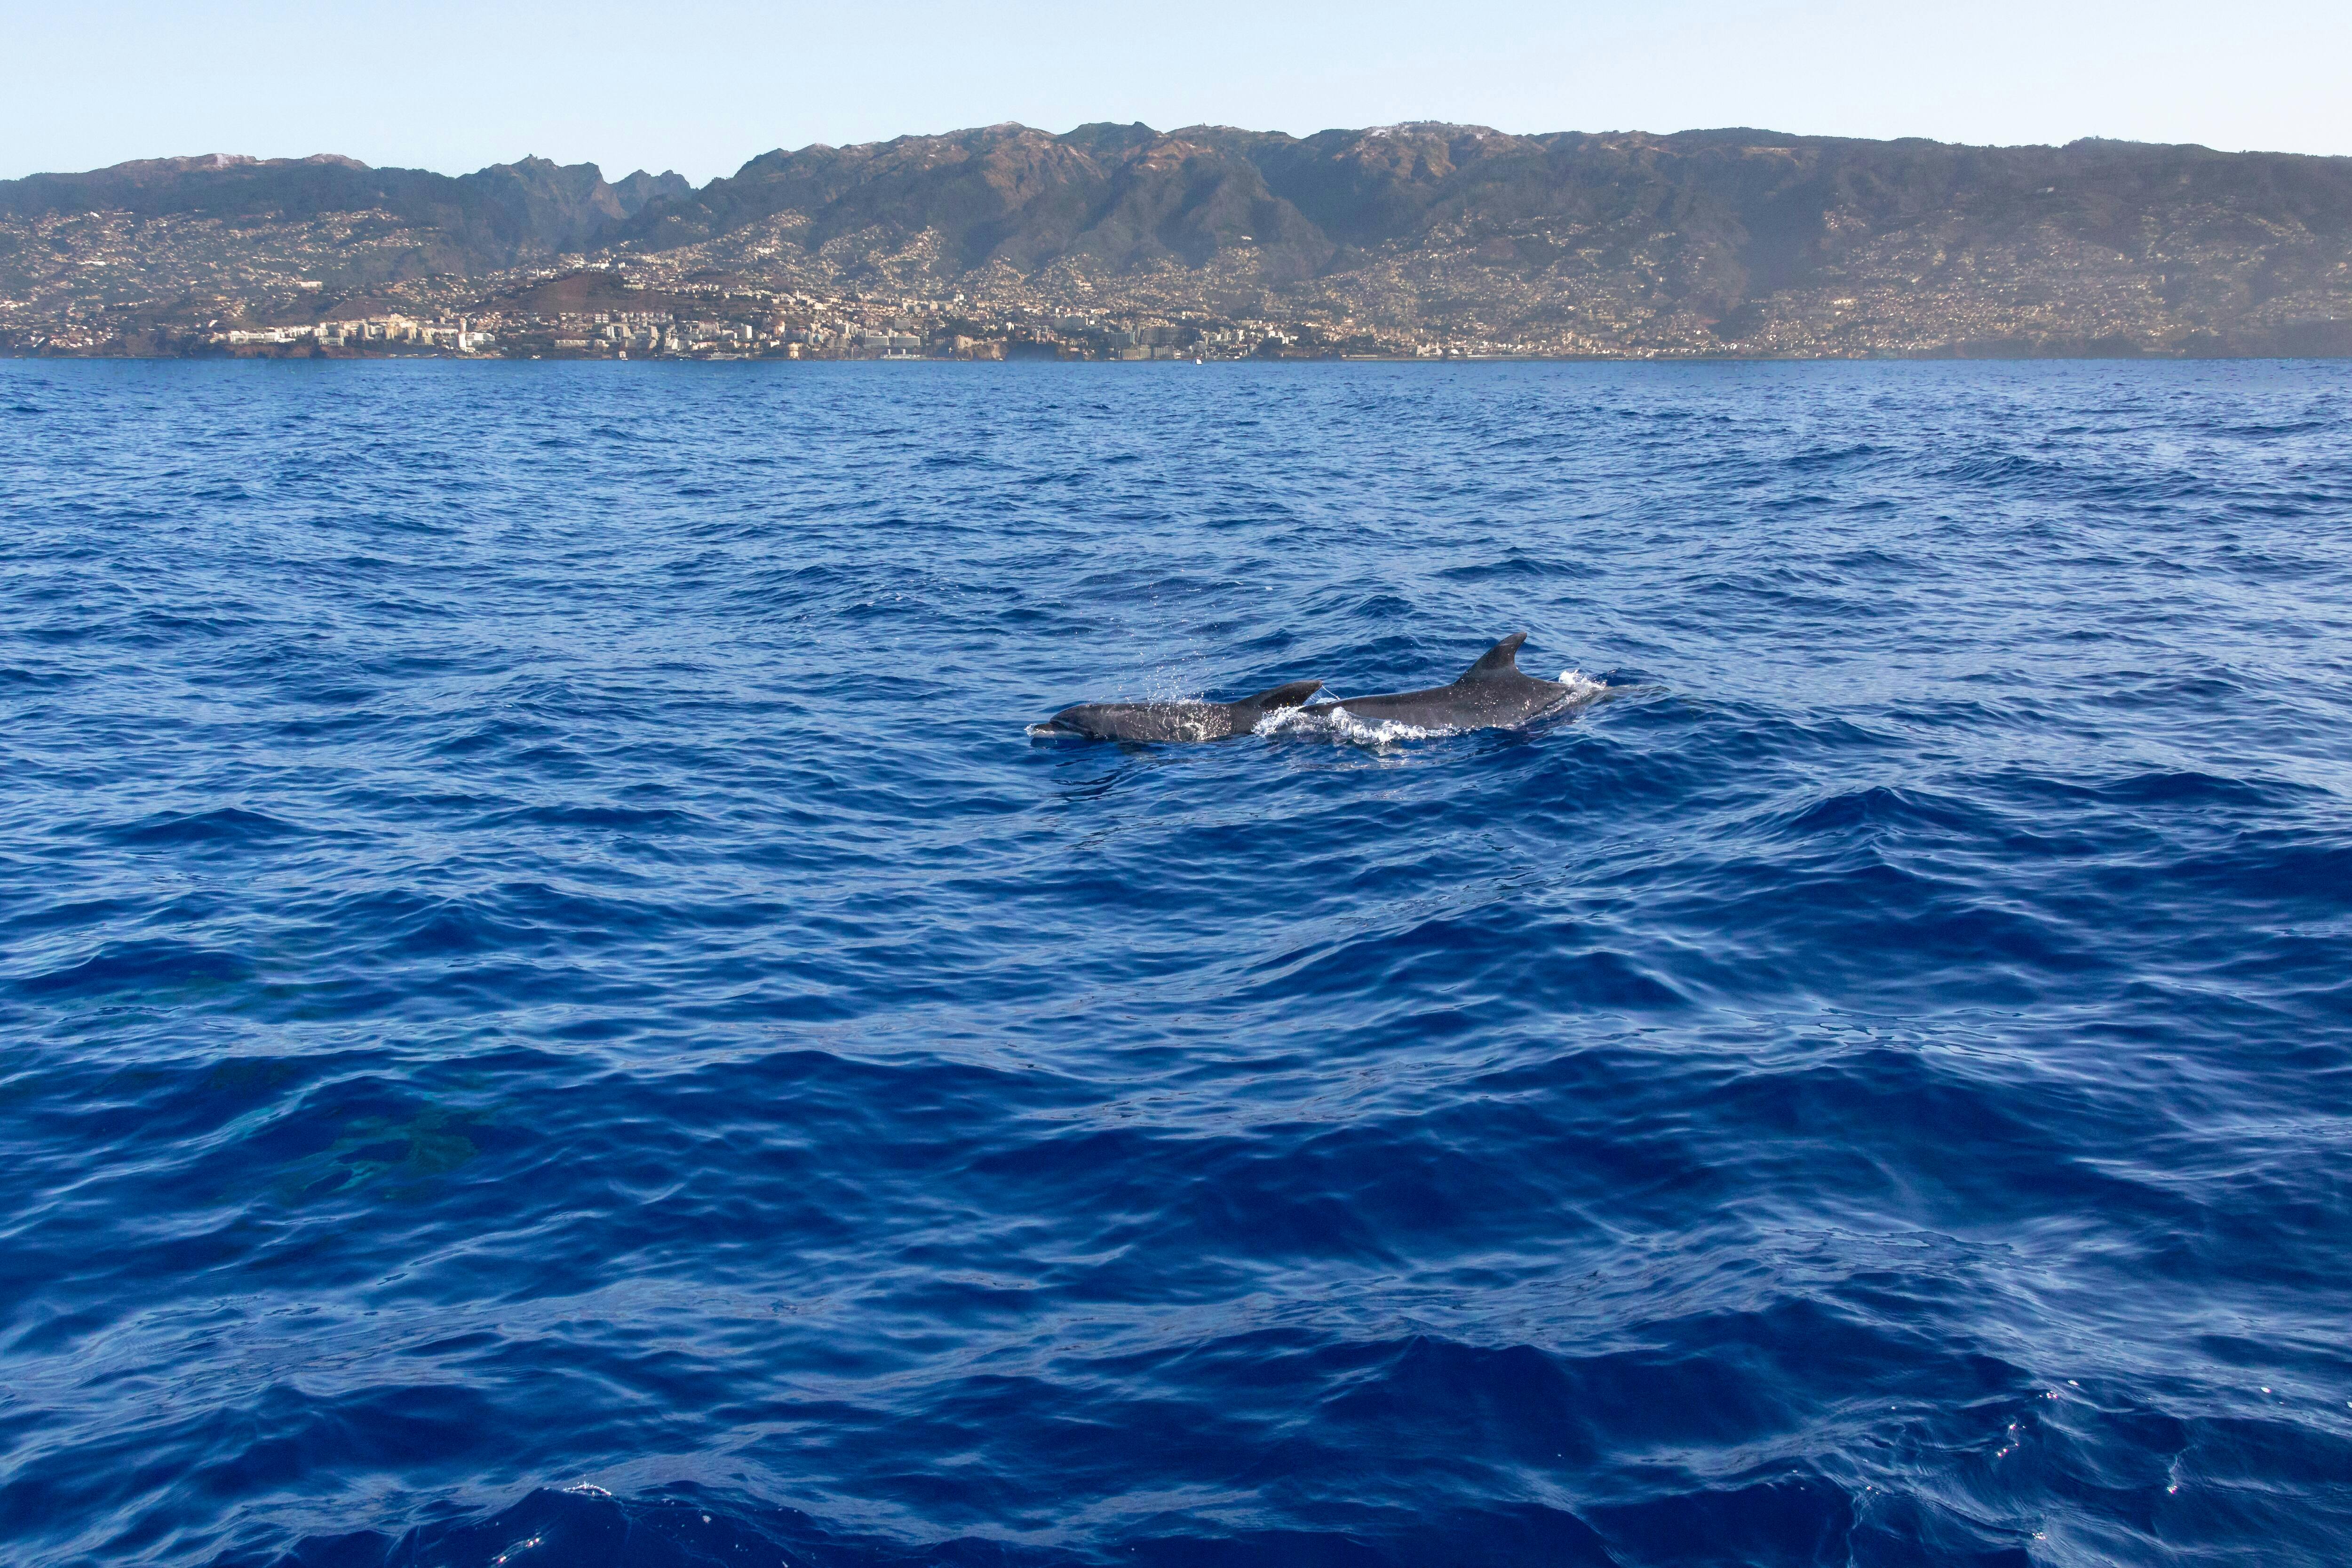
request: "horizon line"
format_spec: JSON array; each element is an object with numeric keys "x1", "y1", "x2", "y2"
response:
[{"x1": 11, "y1": 121, "x2": 2348, "y2": 188}]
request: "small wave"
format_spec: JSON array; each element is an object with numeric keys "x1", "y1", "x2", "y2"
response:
[
  {"x1": 482, "y1": 803, "x2": 698, "y2": 831},
  {"x1": 104, "y1": 805, "x2": 309, "y2": 849},
  {"x1": 14, "y1": 939, "x2": 256, "y2": 999},
  {"x1": 1258, "y1": 704, "x2": 1446, "y2": 745}
]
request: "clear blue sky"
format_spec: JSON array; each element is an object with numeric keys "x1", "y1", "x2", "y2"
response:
[{"x1": 9, "y1": 0, "x2": 2348, "y2": 183}]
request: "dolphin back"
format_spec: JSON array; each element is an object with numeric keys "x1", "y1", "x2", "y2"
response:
[
  {"x1": 1306, "y1": 633, "x2": 1573, "y2": 732},
  {"x1": 1233, "y1": 679, "x2": 1323, "y2": 722},
  {"x1": 1041, "y1": 677, "x2": 1324, "y2": 742},
  {"x1": 1040, "y1": 638, "x2": 1579, "y2": 741}
]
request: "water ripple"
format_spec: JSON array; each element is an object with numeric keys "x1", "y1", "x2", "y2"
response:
[{"x1": 2, "y1": 359, "x2": 2349, "y2": 1566}]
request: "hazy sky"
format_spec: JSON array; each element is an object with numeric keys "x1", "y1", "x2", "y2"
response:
[{"x1": 8, "y1": 0, "x2": 2348, "y2": 183}]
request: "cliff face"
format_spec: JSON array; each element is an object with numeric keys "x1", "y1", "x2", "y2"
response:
[
  {"x1": 6, "y1": 125, "x2": 2352, "y2": 355},
  {"x1": 458, "y1": 157, "x2": 691, "y2": 257}
]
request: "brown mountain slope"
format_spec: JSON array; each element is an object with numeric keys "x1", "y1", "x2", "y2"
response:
[
  {"x1": 600, "y1": 123, "x2": 2352, "y2": 351},
  {"x1": 7, "y1": 124, "x2": 2352, "y2": 355}
]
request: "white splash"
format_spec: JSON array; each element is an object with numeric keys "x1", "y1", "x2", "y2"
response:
[
  {"x1": 1558, "y1": 669, "x2": 1607, "y2": 700},
  {"x1": 1254, "y1": 704, "x2": 1447, "y2": 745}
]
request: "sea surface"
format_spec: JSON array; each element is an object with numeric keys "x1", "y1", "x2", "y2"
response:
[{"x1": 3, "y1": 358, "x2": 2349, "y2": 1568}]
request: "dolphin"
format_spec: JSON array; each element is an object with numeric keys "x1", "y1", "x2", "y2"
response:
[
  {"x1": 1303, "y1": 634, "x2": 1577, "y2": 732},
  {"x1": 1038, "y1": 678, "x2": 1325, "y2": 742}
]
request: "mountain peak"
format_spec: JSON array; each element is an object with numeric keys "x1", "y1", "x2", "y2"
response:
[{"x1": 99, "y1": 152, "x2": 369, "y2": 177}]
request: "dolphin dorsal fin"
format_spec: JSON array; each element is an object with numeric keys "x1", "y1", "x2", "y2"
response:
[
  {"x1": 1459, "y1": 633, "x2": 1527, "y2": 682},
  {"x1": 1244, "y1": 679, "x2": 1323, "y2": 711}
]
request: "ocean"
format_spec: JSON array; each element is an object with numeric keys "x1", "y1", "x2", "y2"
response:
[{"x1": 2, "y1": 358, "x2": 2348, "y2": 1567}]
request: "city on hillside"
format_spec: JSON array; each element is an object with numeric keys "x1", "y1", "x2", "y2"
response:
[{"x1": 7, "y1": 124, "x2": 2351, "y2": 360}]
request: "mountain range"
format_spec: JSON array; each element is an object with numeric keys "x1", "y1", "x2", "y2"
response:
[
  {"x1": 0, "y1": 152, "x2": 688, "y2": 275},
  {"x1": 8, "y1": 124, "x2": 2352, "y2": 356}
]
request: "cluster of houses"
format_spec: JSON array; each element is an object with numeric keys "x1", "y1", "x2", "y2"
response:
[{"x1": 214, "y1": 317, "x2": 494, "y2": 352}]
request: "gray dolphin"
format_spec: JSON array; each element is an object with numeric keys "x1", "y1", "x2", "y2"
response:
[
  {"x1": 1038, "y1": 678, "x2": 1325, "y2": 742},
  {"x1": 1303, "y1": 634, "x2": 1577, "y2": 732}
]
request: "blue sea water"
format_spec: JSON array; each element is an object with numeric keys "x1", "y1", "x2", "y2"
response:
[{"x1": 2, "y1": 358, "x2": 2350, "y2": 1568}]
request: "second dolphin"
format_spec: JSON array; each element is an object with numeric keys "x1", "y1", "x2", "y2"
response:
[
  {"x1": 1302, "y1": 633, "x2": 1577, "y2": 732},
  {"x1": 1038, "y1": 679, "x2": 1325, "y2": 742}
]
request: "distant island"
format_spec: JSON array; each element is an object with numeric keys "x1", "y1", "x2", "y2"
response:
[{"x1": 5, "y1": 123, "x2": 2351, "y2": 361}]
